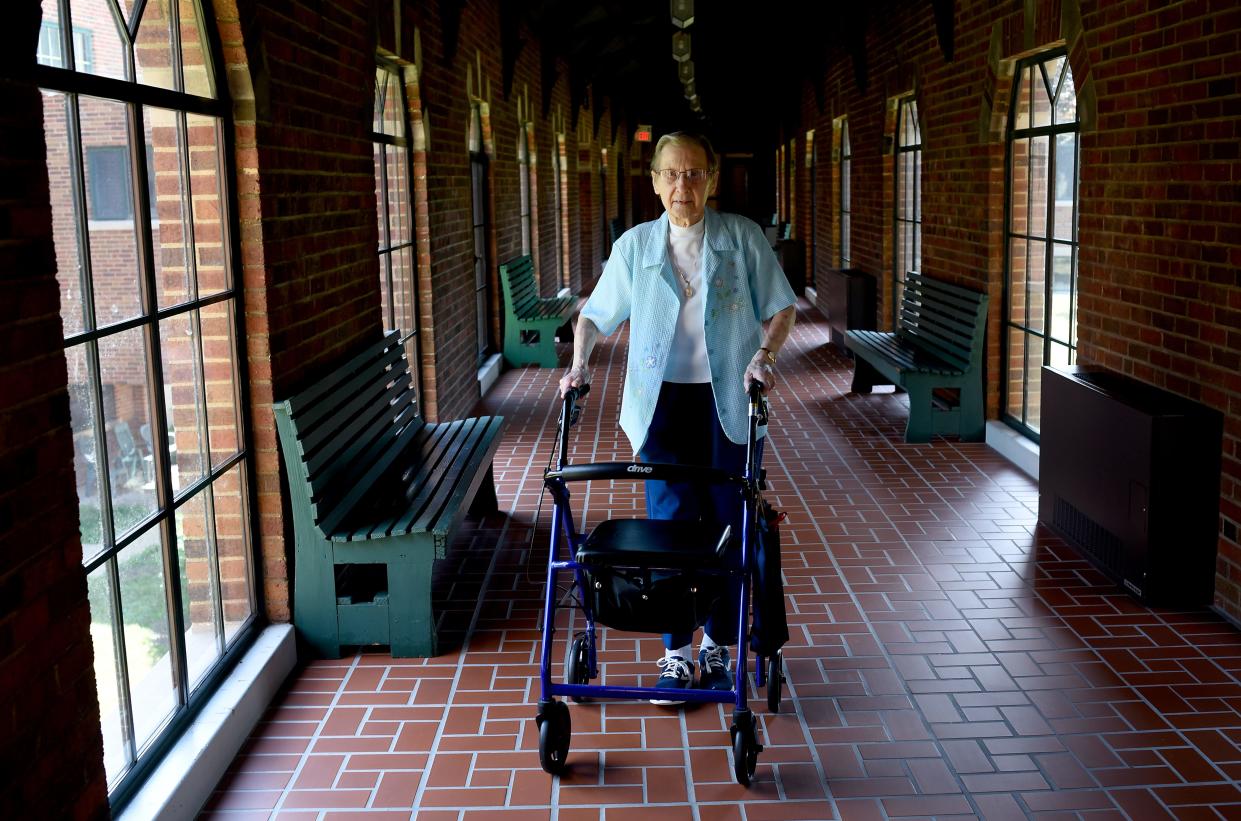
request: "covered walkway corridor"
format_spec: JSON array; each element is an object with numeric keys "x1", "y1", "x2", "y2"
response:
[
  {"x1": 5, "y1": 0, "x2": 1241, "y2": 818},
  {"x1": 203, "y1": 303, "x2": 1241, "y2": 818}
]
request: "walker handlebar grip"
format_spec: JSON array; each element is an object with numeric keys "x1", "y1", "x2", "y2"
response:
[
  {"x1": 561, "y1": 382, "x2": 590, "y2": 442},
  {"x1": 748, "y1": 380, "x2": 769, "y2": 425}
]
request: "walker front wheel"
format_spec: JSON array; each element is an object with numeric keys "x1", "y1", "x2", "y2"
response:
[
  {"x1": 536, "y1": 700, "x2": 571, "y2": 774},
  {"x1": 729, "y1": 708, "x2": 762, "y2": 787},
  {"x1": 732, "y1": 727, "x2": 759, "y2": 786}
]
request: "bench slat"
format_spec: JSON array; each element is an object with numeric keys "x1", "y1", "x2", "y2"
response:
[
  {"x1": 302, "y1": 371, "x2": 413, "y2": 474},
  {"x1": 286, "y1": 331, "x2": 403, "y2": 422},
  {"x1": 906, "y1": 272, "x2": 988, "y2": 304},
  {"x1": 332, "y1": 417, "x2": 465, "y2": 539},
  {"x1": 848, "y1": 330, "x2": 964, "y2": 376},
  {"x1": 901, "y1": 316, "x2": 974, "y2": 369},
  {"x1": 373, "y1": 416, "x2": 490, "y2": 538},
  {"x1": 309, "y1": 399, "x2": 427, "y2": 515},
  {"x1": 408, "y1": 416, "x2": 505, "y2": 538},
  {"x1": 899, "y1": 273, "x2": 986, "y2": 369},
  {"x1": 316, "y1": 408, "x2": 428, "y2": 535},
  {"x1": 289, "y1": 352, "x2": 407, "y2": 491}
]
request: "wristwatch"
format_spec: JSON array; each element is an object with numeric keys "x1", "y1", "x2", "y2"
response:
[{"x1": 759, "y1": 347, "x2": 778, "y2": 364}]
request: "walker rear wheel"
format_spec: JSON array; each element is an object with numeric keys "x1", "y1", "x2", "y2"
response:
[
  {"x1": 565, "y1": 633, "x2": 590, "y2": 702},
  {"x1": 766, "y1": 651, "x2": 784, "y2": 713}
]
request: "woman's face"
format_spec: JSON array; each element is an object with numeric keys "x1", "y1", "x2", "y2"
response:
[{"x1": 651, "y1": 143, "x2": 716, "y2": 227}]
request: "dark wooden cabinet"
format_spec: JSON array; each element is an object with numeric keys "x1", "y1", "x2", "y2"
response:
[
  {"x1": 824, "y1": 268, "x2": 876, "y2": 353},
  {"x1": 775, "y1": 239, "x2": 805, "y2": 295},
  {"x1": 1038, "y1": 365, "x2": 1222, "y2": 606}
]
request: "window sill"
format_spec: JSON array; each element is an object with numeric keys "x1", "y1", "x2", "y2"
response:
[
  {"x1": 478, "y1": 352, "x2": 503, "y2": 397},
  {"x1": 117, "y1": 624, "x2": 296, "y2": 821},
  {"x1": 985, "y1": 420, "x2": 1039, "y2": 481}
]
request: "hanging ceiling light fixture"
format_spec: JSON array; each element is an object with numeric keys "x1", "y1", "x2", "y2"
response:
[
  {"x1": 670, "y1": 0, "x2": 702, "y2": 118},
  {"x1": 672, "y1": 30, "x2": 692, "y2": 62},
  {"x1": 671, "y1": 0, "x2": 694, "y2": 28}
]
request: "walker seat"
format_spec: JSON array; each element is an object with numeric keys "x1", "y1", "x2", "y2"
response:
[{"x1": 575, "y1": 519, "x2": 731, "y2": 569}]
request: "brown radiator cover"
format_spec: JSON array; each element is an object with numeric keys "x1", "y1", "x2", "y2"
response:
[{"x1": 1037, "y1": 365, "x2": 1222, "y2": 606}]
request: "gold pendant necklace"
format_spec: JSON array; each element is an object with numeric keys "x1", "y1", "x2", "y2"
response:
[{"x1": 673, "y1": 263, "x2": 694, "y2": 298}]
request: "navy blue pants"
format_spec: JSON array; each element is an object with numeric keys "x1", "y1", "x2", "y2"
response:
[{"x1": 638, "y1": 381, "x2": 761, "y2": 650}]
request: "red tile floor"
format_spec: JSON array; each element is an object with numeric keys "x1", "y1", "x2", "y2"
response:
[{"x1": 204, "y1": 300, "x2": 1241, "y2": 819}]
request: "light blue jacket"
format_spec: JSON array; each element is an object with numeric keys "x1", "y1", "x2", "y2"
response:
[{"x1": 581, "y1": 208, "x2": 796, "y2": 454}]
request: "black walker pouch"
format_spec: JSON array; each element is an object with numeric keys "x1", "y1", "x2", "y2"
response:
[{"x1": 574, "y1": 518, "x2": 733, "y2": 635}]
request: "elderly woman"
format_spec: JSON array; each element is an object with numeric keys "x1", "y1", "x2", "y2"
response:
[{"x1": 558, "y1": 131, "x2": 796, "y2": 703}]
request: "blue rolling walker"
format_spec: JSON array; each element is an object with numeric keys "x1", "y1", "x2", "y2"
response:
[{"x1": 534, "y1": 382, "x2": 785, "y2": 786}]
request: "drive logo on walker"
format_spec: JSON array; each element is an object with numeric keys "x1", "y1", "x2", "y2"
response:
[{"x1": 627, "y1": 464, "x2": 653, "y2": 474}]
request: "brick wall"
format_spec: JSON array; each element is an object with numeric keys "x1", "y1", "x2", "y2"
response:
[
  {"x1": 797, "y1": 0, "x2": 1241, "y2": 619},
  {"x1": 1075, "y1": 0, "x2": 1241, "y2": 616},
  {"x1": 0, "y1": 7, "x2": 108, "y2": 819},
  {"x1": 215, "y1": 0, "x2": 627, "y2": 620}
]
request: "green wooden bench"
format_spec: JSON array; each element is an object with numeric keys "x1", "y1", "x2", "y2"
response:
[
  {"x1": 845, "y1": 271, "x2": 989, "y2": 443},
  {"x1": 499, "y1": 255, "x2": 576, "y2": 368},
  {"x1": 273, "y1": 330, "x2": 506, "y2": 657}
]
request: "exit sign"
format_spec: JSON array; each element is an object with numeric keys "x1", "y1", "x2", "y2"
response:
[{"x1": 635, "y1": 125, "x2": 652, "y2": 142}]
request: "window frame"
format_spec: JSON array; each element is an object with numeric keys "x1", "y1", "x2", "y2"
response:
[
  {"x1": 372, "y1": 57, "x2": 422, "y2": 409},
  {"x1": 468, "y1": 103, "x2": 493, "y2": 366},
  {"x1": 806, "y1": 130, "x2": 816, "y2": 291},
  {"x1": 39, "y1": 19, "x2": 95, "y2": 74},
  {"x1": 839, "y1": 120, "x2": 851, "y2": 268},
  {"x1": 599, "y1": 147, "x2": 608, "y2": 257},
  {"x1": 553, "y1": 132, "x2": 568, "y2": 290},
  {"x1": 85, "y1": 143, "x2": 157, "y2": 222},
  {"x1": 786, "y1": 137, "x2": 796, "y2": 230},
  {"x1": 35, "y1": 0, "x2": 262, "y2": 810},
  {"x1": 893, "y1": 96, "x2": 922, "y2": 325},
  {"x1": 775, "y1": 143, "x2": 783, "y2": 224},
  {"x1": 518, "y1": 124, "x2": 532, "y2": 256},
  {"x1": 1002, "y1": 49, "x2": 1081, "y2": 441}
]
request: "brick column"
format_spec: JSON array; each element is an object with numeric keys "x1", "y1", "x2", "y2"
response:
[{"x1": 0, "y1": 8, "x2": 109, "y2": 818}]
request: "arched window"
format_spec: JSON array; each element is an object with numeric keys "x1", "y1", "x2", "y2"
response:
[
  {"x1": 839, "y1": 120, "x2": 852, "y2": 267},
  {"x1": 553, "y1": 132, "x2": 568, "y2": 290},
  {"x1": 774, "y1": 143, "x2": 783, "y2": 224},
  {"x1": 36, "y1": 0, "x2": 257, "y2": 802},
  {"x1": 1004, "y1": 51, "x2": 1080, "y2": 437},
  {"x1": 615, "y1": 150, "x2": 625, "y2": 233},
  {"x1": 468, "y1": 103, "x2": 493, "y2": 365},
  {"x1": 786, "y1": 137, "x2": 797, "y2": 230},
  {"x1": 893, "y1": 96, "x2": 922, "y2": 322},
  {"x1": 599, "y1": 147, "x2": 609, "y2": 257},
  {"x1": 518, "y1": 125, "x2": 532, "y2": 256},
  {"x1": 805, "y1": 130, "x2": 816, "y2": 290},
  {"x1": 373, "y1": 57, "x2": 421, "y2": 406}
]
